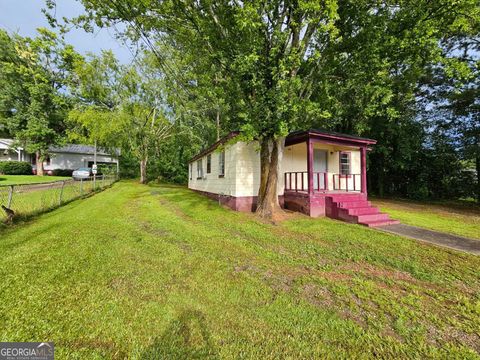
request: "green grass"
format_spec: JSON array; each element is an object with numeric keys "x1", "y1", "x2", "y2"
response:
[
  {"x1": 0, "y1": 175, "x2": 70, "y2": 185},
  {"x1": 372, "y1": 198, "x2": 480, "y2": 240},
  {"x1": 0, "y1": 182, "x2": 479, "y2": 359}
]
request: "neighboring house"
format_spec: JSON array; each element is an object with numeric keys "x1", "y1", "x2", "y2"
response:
[
  {"x1": 0, "y1": 139, "x2": 119, "y2": 172},
  {"x1": 0, "y1": 139, "x2": 25, "y2": 161},
  {"x1": 188, "y1": 129, "x2": 398, "y2": 227}
]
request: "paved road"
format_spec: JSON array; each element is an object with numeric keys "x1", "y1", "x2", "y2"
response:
[{"x1": 378, "y1": 223, "x2": 480, "y2": 255}]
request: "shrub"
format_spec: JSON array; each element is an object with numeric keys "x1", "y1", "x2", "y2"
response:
[
  {"x1": 52, "y1": 169, "x2": 74, "y2": 177},
  {"x1": 0, "y1": 161, "x2": 33, "y2": 175}
]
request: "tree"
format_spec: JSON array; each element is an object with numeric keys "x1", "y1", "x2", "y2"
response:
[
  {"x1": 63, "y1": 0, "x2": 478, "y2": 215},
  {"x1": 0, "y1": 28, "x2": 79, "y2": 175},
  {"x1": 67, "y1": 51, "x2": 125, "y2": 158},
  {"x1": 68, "y1": 50, "x2": 173, "y2": 183},
  {"x1": 119, "y1": 59, "x2": 174, "y2": 184}
]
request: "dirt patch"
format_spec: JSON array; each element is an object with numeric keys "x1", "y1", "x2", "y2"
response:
[
  {"x1": 62, "y1": 339, "x2": 127, "y2": 359},
  {"x1": 301, "y1": 283, "x2": 335, "y2": 308},
  {"x1": 139, "y1": 221, "x2": 170, "y2": 237},
  {"x1": 340, "y1": 262, "x2": 415, "y2": 282},
  {"x1": 271, "y1": 209, "x2": 303, "y2": 224},
  {"x1": 108, "y1": 277, "x2": 137, "y2": 297},
  {"x1": 427, "y1": 324, "x2": 480, "y2": 354},
  {"x1": 157, "y1": 198, "x2": 198, "y2": 223}
]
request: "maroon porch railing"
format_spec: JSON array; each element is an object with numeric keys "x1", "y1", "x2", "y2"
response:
[
  {"x1": 284, "y1": 172, "x2": 328, "y2": 192},
  {"x1": 333, "y1": 174, "x2": 361, "y2": 192}
]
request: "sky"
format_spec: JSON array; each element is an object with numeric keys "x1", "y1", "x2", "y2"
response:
[{"x1": 0, "y1": 0, "x2": 133, "y2": 64}]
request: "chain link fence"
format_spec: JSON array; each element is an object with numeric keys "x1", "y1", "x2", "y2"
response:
[{"x1": 0, "y1": 175, "x2": 117, "y2": 222}]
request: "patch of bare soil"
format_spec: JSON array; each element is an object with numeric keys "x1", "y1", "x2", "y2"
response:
[
  {"x1": 157, "y1": 198, "x2": 197, "y2": 222},
  {"x1": 62, "y1": 339, "x2": 127, "y2": 359},
  {"x1": 426, "y1": 324, "x2": 480, "y2": 354},
  {"x1": 108, "y1": 277, "x2": 138, "y2": 297},
  {"x1": 302, "y1": 283, "x2": 335, "y2": 308},
  {"x1": 139, "y1": 221, "x2": 170, "y2": 237},
  {"x1": 271, "y1": 208, "x2": 303, "y2": 224}
]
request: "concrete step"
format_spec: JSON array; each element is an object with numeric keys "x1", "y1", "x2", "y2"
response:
[
  {"x1": 359, "y1": 219, "x2": 401, "y2": 227},
  {"x1": 327, "y1": 194, "x2": 366, "y2": 201},
  {"x1": 336, "y1": 201, "x2": 371, "y2": 208},
  {"x1": 356, "y1": 213, "x2": 391, "y2": 223},
  {"x1": 347, "y1": 207, "x2": 380, "y2": 215}
]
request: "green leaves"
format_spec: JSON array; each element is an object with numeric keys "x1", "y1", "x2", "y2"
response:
[{"x1": 0, "y1": 28, "x2": 78, "y2": 158}]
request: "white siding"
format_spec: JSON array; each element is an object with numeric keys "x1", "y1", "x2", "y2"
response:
[
  {"x1": 235, "y1": 141, "x2": 261, "y2": 197},
  {"x1": 188, "y1": 143, "x2": 238, "y2": 196},
  {"x1": 188, "y1": 139, "x2": 363, "y2": 197},
  {"x1": 44, "y1": 153, "x2": 118, "y2": 170}
]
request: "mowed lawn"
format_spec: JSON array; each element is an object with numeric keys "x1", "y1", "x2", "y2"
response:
[
  {"x1": 0, "y1": 182, "x2": 479, "y2": 359},
  {"x1": 0, "y1": 175, "x2": 70, "y2": 185},
  {"x1": 372, "y1": 198, "x2": 480, "y2": 240}
]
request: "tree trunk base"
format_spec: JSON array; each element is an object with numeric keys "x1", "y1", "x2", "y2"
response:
[{"x1": 255, "y1": 137, "x2": 284, "y2": 220}]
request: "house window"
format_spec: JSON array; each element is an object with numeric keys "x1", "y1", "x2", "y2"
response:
[
  {"x1": 339, "y1": 152, "x2": 350, "y2": 175},
  {"x1": 218, "y1": 151, "x2": 225, "y2": 177},
  {"x1": 206, "y1": 154, "x2": 211, "y2": 174},
  {"x1": 197, "y1": 159, "x2": 203, "y2": 179},
  {"x1": 45, "y1": 156, "x2": 51, "y2": 166}
]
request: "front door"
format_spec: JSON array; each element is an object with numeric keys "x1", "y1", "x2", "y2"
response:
[{"x1": 313, "y1": 149, "x2": 327, "y2": 190}]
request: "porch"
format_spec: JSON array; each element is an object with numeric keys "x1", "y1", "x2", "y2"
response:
[{"x1": 280, "y1": 130, "x2": 399, "y2": 227}]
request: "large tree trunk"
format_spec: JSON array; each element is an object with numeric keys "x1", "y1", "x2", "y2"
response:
[
  {"x1": 140, "y1": 156, "x2": 148, "y2": 184},
  {"x1": 36, "y1": 151, "x2": 44, "y2": 176},
  {"x1": 256, "y1": 137, "x2": 284, "y2": 219}
]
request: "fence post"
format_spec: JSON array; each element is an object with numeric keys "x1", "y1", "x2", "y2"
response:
[
  {"x1": 80, "y1": 178, "x2": 84, "y2": 196},
  {"x1": 59, "y1": 180, "x2": 66, "y2": 205},
  {"x1": 102, "y1": 174, "x2": 105, "y2": 188},
  {"x1": 7, "y1": 185, "x2": 13, "y2": 208}
]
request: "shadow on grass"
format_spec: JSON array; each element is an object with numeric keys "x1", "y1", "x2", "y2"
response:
[{"x1": 141, "y1": 310, "x2": 218, "y2": 360}]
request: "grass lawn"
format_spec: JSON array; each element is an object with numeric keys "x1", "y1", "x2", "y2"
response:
[
  {"x1": 0, "y1": 182, "x2": 479, "y2": 359},
  {"x1": 372, "y1": 198, "x2": 480, "y2": 240},
  {"x1": 0, "y1": 175, "x2": 70, "y2": 185}
]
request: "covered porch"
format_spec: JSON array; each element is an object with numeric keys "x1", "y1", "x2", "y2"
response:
[
  {"x1": 279, "y1": 130, "x2": 398, "y2": 225},
  {"x1": 281, "y1": 129, "x2": 375, "y2": 195}
]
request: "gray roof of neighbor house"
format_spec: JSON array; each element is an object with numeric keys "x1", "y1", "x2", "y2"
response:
[
  {"x1": 49, "y1": 144, "x2": 120, "y2": 157},
  {"x1": 0, "y1": 138, "x2": 20, "y2": 150},
  {"x1": 0, "y1": 138, "x2": 119, "y2": 156}
]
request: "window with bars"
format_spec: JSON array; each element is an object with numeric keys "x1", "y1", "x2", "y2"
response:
[
  {"x1": 340, "y1": 152, "x2": 350, "y2": 175},
  {"x1": 206, "y1": 154, "x2": 211, "y2": 174},
  {"x1": 197, "y1": 159, "x2": 203, "y2": 179},
  {"x1": 218, "y1": 151, "x2": 225, "y2": 177}
]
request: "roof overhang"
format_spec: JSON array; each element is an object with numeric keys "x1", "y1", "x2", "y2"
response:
[
  {"x1": 189, "y1": 131, "x2": 240, "y2": 163},
  {"x1": 285, "y1": 129, "x2": 376, "y2": 147},
  {"x1": 0, "y1": 139, "x2": 23, "y2": 151},
  {"x1": 188, "y1": 129, "x2": 376, "y2": 163}
]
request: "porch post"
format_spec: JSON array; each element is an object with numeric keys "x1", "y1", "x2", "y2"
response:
[
  {"x1": 307, "y1": 137, "x2": 313, "y2": 195},
  {"x1": 360, "y1": 146, "x2": 367, "y2": 194}
]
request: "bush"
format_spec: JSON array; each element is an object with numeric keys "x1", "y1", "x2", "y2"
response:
[
  {"x1": 0, "y1": 161, "x2": 33, "y2": 175},
  {"x1": 51, "y1": 169, "x2": 74, "y2": 177}
]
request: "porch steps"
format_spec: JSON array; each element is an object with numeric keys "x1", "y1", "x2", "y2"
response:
[{"x1": 326, "y1": 193, "x2": 399, "y2": 227}]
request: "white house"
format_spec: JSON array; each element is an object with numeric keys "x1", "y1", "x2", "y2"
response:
[
  {"x1": 188, "y1": 130, "x2": 399, "y2": 227},
  {"x1": 0, "y1": 139, "x2": 25, "y2": 161},
  {"x1": 0, "y1": 139, "x2": 119, "y2": 172}
]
